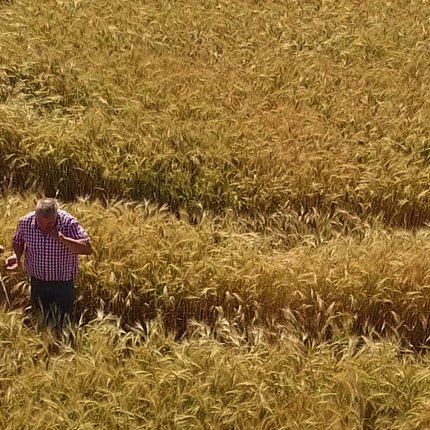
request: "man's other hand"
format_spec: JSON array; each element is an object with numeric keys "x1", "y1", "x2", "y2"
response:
[{"x1": 5, "y1": 255, "x2": 19, "y2": 271}]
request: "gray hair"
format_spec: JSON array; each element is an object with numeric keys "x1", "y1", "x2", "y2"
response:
[{"x1": 35, "y1": 198, "x2": 59, "y2": 218}]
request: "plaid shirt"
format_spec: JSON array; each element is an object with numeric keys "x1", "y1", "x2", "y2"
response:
[{"x1": 12, "y1": 210, "x2": 90, "y2": 281}]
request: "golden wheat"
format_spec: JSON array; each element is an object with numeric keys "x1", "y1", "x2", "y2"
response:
[{"x1": 1, "y1": 0, "x2": 430, "y2": 427}]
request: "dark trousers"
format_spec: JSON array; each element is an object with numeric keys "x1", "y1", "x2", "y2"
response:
[{"x1": 30, "y1": 277, "x2": 75, "y2": 327}]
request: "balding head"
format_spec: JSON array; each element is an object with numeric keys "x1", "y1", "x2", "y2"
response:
[
  {"x1": 35, "y1": 198, "x2": 58, "y2": 233},
  {"x1": 36, "y1": 198, "x2": 58, "y2": 218}
]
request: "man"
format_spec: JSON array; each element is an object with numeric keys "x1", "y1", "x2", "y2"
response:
[{"x1": 5, "y1": 198, "x2": 92, "y2": 325}]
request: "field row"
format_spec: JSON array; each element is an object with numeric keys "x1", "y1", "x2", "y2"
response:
[
  {"x1": 2, "y1": 194, "x2": 430, "y2": 346},
  {"x1": 1, "y1": 0, "x2": 429, "y2": 226},
  {"x1": 1, "y1": 309, "x2": 430, "y2": 430}
]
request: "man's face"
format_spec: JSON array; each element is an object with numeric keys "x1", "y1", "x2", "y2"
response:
[{"x1": 36, "y1": 213, "x2": 57, "y2": 233}]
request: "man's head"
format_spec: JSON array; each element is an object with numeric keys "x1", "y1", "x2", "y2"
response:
[{"x1": 35, "y1": 198, "x2": 58, "y2": 233}]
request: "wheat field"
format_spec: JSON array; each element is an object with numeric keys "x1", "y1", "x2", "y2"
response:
[{"x1": 1, "y1": 0, "x2": 430, "y2": 428}]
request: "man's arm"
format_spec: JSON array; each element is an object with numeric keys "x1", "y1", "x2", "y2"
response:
[
  {"x1": 6, "y1": 220, "x2": 25, "y2": 270},
  {"x1": 6, "y1": 241, "x2": 25, "y2": 270},
  {"x1": 57, "y1": 233, "x2": 93, "y2": 255},
  {"x1": 12, "y1": 242, "x2": 25, "y2": 260},
  {"x1": 50, "y1": 214, "x2": 93, "y2": 255}
]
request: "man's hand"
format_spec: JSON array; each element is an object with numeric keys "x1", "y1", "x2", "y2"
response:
[
  {"x1": 5, "y1": 254, "x2": 19, "y2": 271},
  {"x1": 48, "y1": 226, "x2": 58, "y2": 240},
  {"x1": 0, "y1": 245, "x2": 4, "y2": 254},
  {"x1": 48, "y1": 227, "x2": 63, "y2": 242}
]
